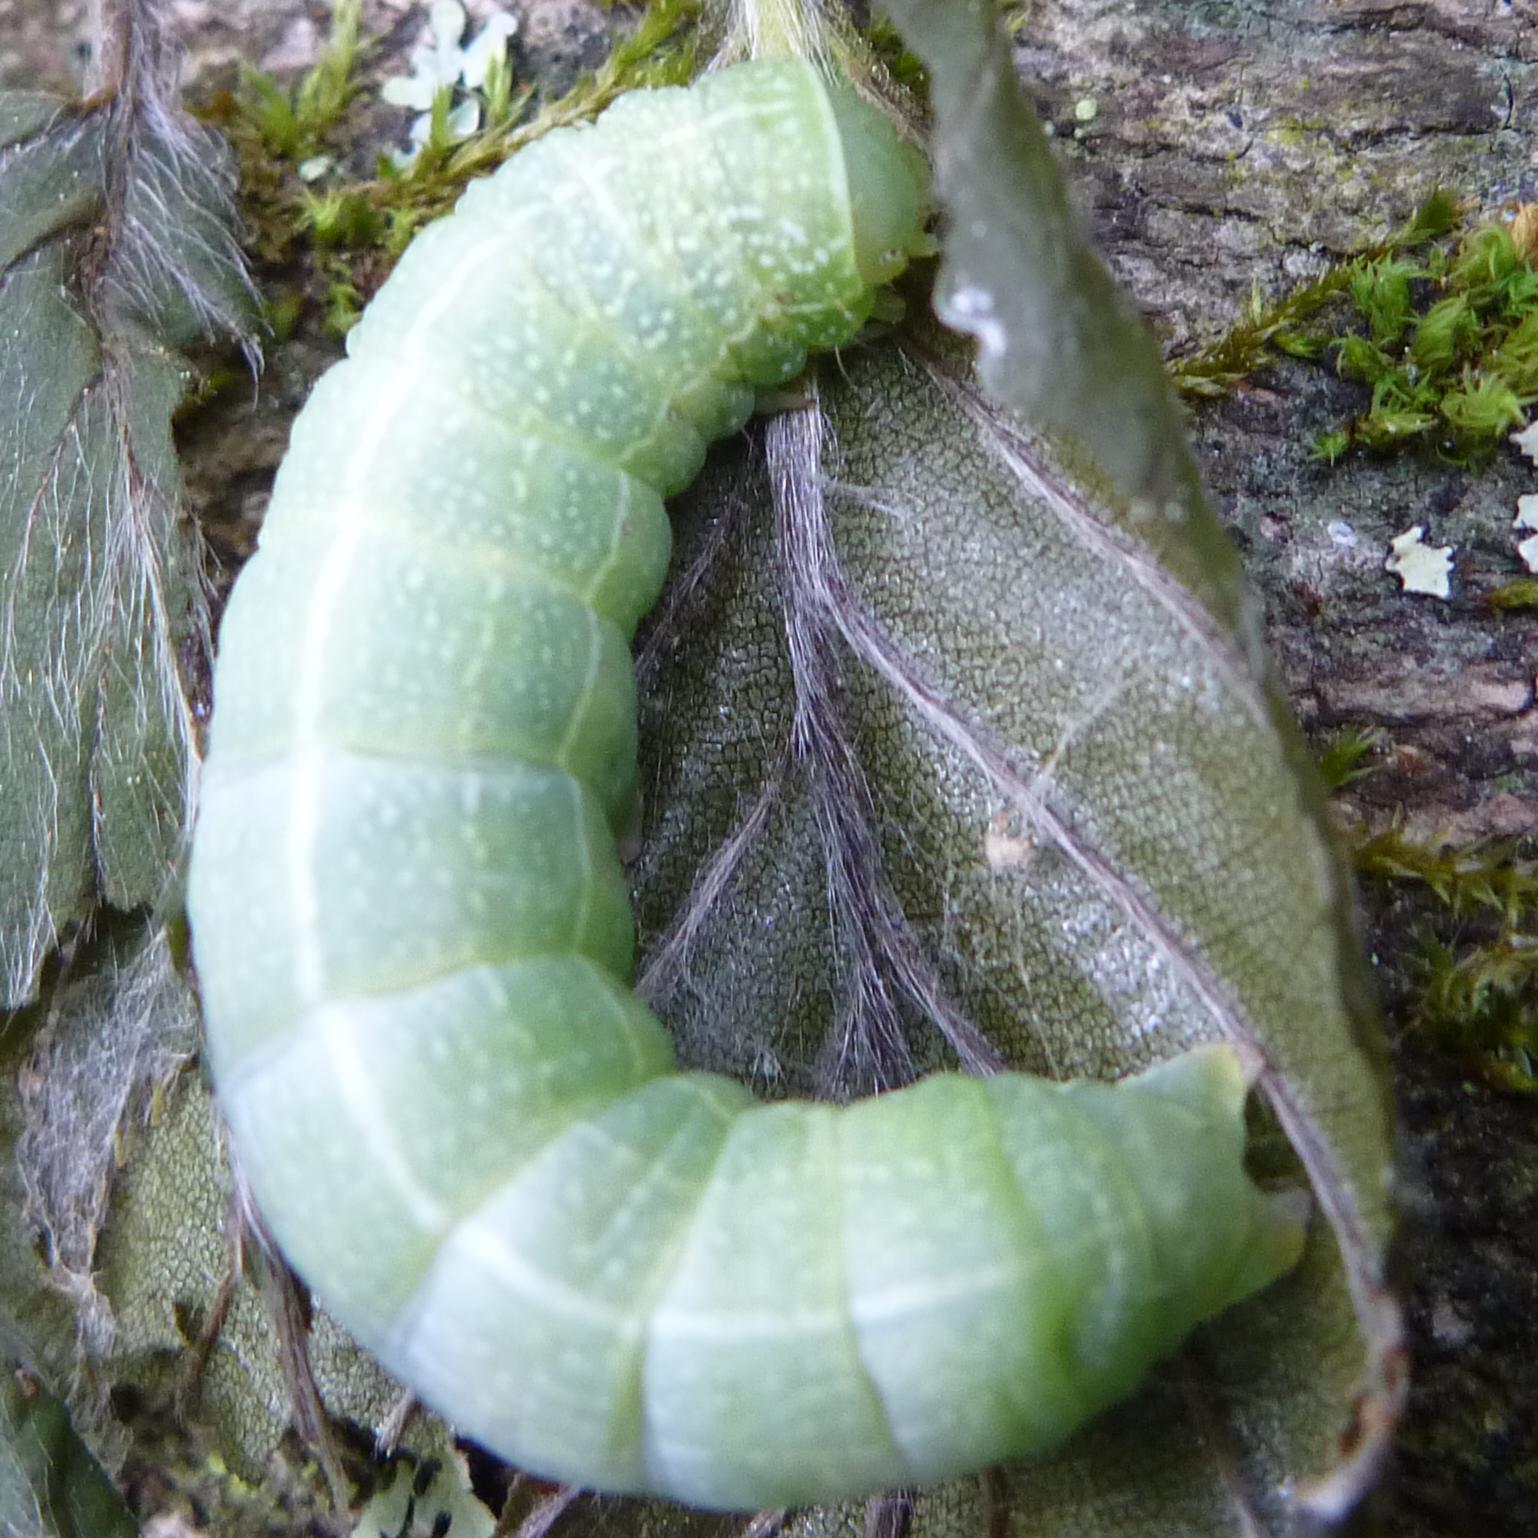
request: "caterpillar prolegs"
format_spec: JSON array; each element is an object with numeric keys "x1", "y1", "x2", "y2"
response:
[{"x1": 185, "y1": 59, "x2": 1304, "y2": 1511}]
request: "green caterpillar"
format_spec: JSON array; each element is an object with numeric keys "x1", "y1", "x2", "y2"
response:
[{"x1": 185, "y1": 58, "x2": 1303, "y2": 1511}]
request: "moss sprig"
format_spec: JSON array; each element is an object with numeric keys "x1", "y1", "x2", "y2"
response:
[
  {"x1": 1350, "y1": 827, "x2": 1538, "y2": 1091},
  {"x1": 236, "y1": 0, "x2": 365, "y2": 167},
  {"x1": 1172, "y1": 191, "x2": 1538, "y2": 464},
  {"x1": 1489, "y1": 577, "x2": 1538, "y2": 611},
  {"x1": 1168, "y1": 188, "x2": 1462, "y2": 399},
  {"x1": 1354, "y1": 829, "x2": 1537, "y2": 921},
  {"x1": 1415, "y1": 932, "x2": 1538, "y2": 1092},
  {"x1": 1315, "y1": 726, "x2": 1387, "y2": 793},
  {"x1": 211, "y1": 0, "x2": 371, "y2": 268}
]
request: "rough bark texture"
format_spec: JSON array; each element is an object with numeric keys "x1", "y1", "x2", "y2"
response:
[
  {"x1": 1019, "y1": 0, "x2": 1536, "y2": 843},
  {"x1": 3, "y1": 1, "x2": 1533, "y2": 1533}
]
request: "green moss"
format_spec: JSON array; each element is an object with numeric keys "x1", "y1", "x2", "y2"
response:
[
  {"x1": 1173, "y1": 191, "x2": 1538, "y2": 465},
  {"x1": 1315, "y1": 726, "x2": 1386, "y2": 792},
  {"x1": 236, "y1": 0, "x2": 364, "y2": 165},
  {"x1": 1440, "y1": 369, "x2": 1527, "y2": 439},
  {"x1": 317, "y1": 254, "x2": 365, "y2": 336},
  {"x1": 997, "y1": 3, "x2": 1033, "y2": 41},
  {"x1": 209, "y1": 0, "x2": 371, "y2": 271},
  {"x1": 298, "y1": 187, "x2": 383, "y2": 249},
  {"x1": 1416, "y1": 929, "x2": 1538, "y2": 1093},
  {"x1": 1350, "y1": 256, "x2": 1419, "y2": 343},
  {"x1": 365, "y1": 0, "x2": 701, "y2": 252},
  {"x1": 1311, "y1": 426, "x2": 1350, "y2": 464},
  {"x1": 867, "y1": 15, "x2": 928, "y2": 91},
  {"x1": 1350, "y1": 828, "x2": 1538, "y2": 1091},
  {"x1": 261, "y1": 290, "x2": 304, "y2": 344},
  {"x1": 1489, "y1": 577, "x2": 1538, "y2": 611},
  {"x1": 1353, "y1": 829, "x2": 1533, "y2": 914}
]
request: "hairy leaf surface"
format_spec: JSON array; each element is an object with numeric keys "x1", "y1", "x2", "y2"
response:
[
  {"x1": 0, "y1": 17, "x2": 253, "y2": 1007},
  {"x1": 0, "y1": 0, "x2": 254, "y2": 1513}
]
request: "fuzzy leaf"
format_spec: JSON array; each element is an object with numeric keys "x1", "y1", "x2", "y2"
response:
[
  {"x1": 0, "y1": 15, "x2": 253, "y2": 1007},
  {"x1": 0, "y1": 918, "x2": 204, "y2": 1488}
]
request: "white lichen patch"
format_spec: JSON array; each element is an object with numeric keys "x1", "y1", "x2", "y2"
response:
[
  {"x1": 380, "y1": 0, "x2": 518, "y2": 165},
  {"x1": 985, "y1": 811, "x2": 1038, "y2": 872},
  {"x1": 1516, "y1": 494, "x2": 1538, "y2": 574},
  {"x1": 1512, "y1": 419, "x2": 1538, "y2": 462},
  {"x1": 1385, "y1": 525, "x2": 1454, "y2": 599}
]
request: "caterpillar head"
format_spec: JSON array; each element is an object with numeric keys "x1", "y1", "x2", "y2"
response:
[{"x1": 826, "y1": 86, "x2": 932, "y2": 287}]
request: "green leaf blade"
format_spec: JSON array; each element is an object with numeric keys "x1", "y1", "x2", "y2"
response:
[{"x1": 0, "y1": 67, "x2": 253, "y2": 1006}]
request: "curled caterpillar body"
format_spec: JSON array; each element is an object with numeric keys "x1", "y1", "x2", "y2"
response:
[{"x1": 187, "y1": 60, "x2": 1304, "y2": 1510}]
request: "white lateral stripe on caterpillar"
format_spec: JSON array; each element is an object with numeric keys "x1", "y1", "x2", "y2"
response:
[{"x1": 186, "y1": 58, "x2": 1305, "y2": 1511}]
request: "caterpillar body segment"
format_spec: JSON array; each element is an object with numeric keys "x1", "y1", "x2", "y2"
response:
[{"x1": 187, "y1": 59, "x2": 1303, "y2": 1511}]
